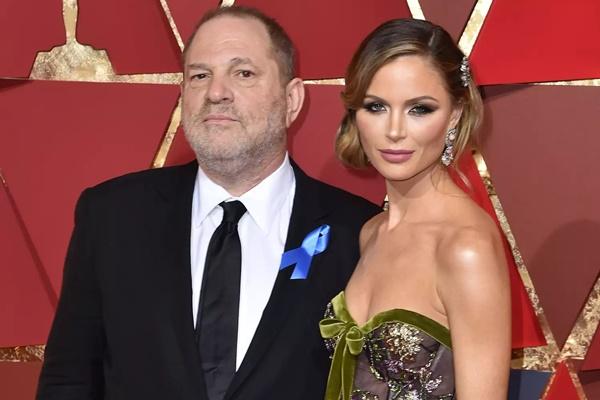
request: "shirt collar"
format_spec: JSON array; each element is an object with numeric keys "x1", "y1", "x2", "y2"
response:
[{"x1": 194, "y1": 154, "x2": 295, "y2": 233}]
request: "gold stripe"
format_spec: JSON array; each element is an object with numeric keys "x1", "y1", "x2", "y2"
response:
[
  {"x1": 406, "y1": 0, "x2": 426, "y2": 20},
  {"x1": 27, "y1": 73, "x2": 182, "y2": 85},
  {"x1": 560, "y1": 275, "x2": 600, "y2": 360},
  {"x1": 220, "y1": 0, "x2": 235, "y2": 7},
  {"x1": 540, "y1": 366, "x2": 557, "y2": 399},
  {"x1": 534, "y1": 79, "x2": 600, "y2": 87},
  {"x1": 473, "y1": 150, "x2": 560, "y2": 371},
  {"x1": 566, "y1": 359, "x2": 589, "y2": 400},
  {"x1": 63, "y1": 0, "x2": 78, "y2": 43},
  {"x1": 458, "y1": 0, "x2": 493, "y2": 56},
  {"x1": 152, "y1": 97, "x2": 183, "y2": 168},
  {"x1": 159, "y1": 0, "x2": 184, "y2": 51},
  {"x1": 111, "y1": 73, "x2": 182, "y2": 84},
  {"x1": 303, "y1": 78, "x2": 345, "y2": 86},
  {"x1": 539, "y1": 360, "x2": 588, "y2": 400},
  {"x1": 0, "y1": 345, "x2": 45, "y2": 362},
  {"x1": 479, "y1": 144, "x2": 600, "y2": 382}
]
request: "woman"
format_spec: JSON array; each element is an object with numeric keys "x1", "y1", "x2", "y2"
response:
[{"x1": 320, "y1": 19, "x2": 511, "y2": 400}]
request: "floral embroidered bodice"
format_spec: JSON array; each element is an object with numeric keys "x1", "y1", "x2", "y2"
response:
[{"x1": 320, "y1": 291, "x2": 454, "y2": 400}]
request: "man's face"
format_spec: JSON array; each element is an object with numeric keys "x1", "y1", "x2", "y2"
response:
[{"x1": 181, "y1": 15, "x2": 289, "y2": 175}]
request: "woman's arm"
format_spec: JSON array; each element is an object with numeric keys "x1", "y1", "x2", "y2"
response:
[{"x1": 437, "y1": 224, "x2": 511, "y2": 399}]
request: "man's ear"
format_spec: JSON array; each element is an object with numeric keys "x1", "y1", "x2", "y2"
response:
[{"x1": 284, "y1": 78, "x2": 305, "y2": 127}]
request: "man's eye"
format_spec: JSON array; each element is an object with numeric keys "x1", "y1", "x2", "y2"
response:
[
  {"x1": 237, "y1": 70, "x2": 254, "y2": 78},
  {"x1": 191, "y1": 73, "x2": 208, "y2": 80},
  {"x1": 362, "y1": 102, "x2": 386, "y2": 113},
  {"x1": 409, "y1": 104, "x2": 435, "y2": 115}
]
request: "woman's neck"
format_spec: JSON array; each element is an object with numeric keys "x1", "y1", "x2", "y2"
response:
[{"x1": 384, "y1": 164, "x2": 457, "y2": 227}]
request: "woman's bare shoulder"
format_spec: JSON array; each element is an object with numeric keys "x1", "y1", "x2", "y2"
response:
[
  {"x1": 436, "y1": 198, "x2": 506, "y2": 281},
  {"x1": 359, "y1": 211, "x2": 385, "y2": 251}
]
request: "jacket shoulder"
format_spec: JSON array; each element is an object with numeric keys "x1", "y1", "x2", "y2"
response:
[
  {"x1": 83, "y1": 162, "x2": 196, "y2": 202},
  {"x1": 300, "y1": 172, "x2": 381, "y2": 219}
]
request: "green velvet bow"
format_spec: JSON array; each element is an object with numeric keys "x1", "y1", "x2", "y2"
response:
[{"x1": 319, "y1": 318, "x2": 365, "y2": 400}]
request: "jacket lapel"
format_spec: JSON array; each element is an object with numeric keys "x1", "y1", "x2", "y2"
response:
[
  {"x1": 226, "y1": 162, "x2": 330, "y2": 398},
  {"x1": 158, "y1": 161, "x2": 197, "y2": 337},
  {"x1": 155, "y1": 161, "x2": 209, "y2": 398}
]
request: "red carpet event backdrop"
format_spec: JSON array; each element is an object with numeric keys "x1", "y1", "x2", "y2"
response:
[{"x1": 1, "y1": 0, "x2": 599, "y2": 398}]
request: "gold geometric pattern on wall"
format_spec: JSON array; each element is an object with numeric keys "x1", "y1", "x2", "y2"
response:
[
  {"x1": 0, "y1": 170, "x2": 46, "y2": 362},
  {"x1": 0, "y1": 346, "x2": 45, "y2": 363},
  {"x1": 461, "y1": 0, "x2": 600, "y2": 87},
  {"x1": 473, "y1": 115, "x2": 596, "y2": 400},
  {"x1": 457, "y1": 3, "x2": 599, "y2": 399},
  {"x1": 461, "y1": 0, "x2": 598, "y2": 396},
  {"x1": 536, "y1": 79, "x2": 600, "y2": 87},
  {"x1": 458, "y1": 0, "x2": 493, "y2": 57},
  {"x1": 29, "y1": 0, "x2": 181, "y2": 84},
  {"x1": 459, "y1": 3, "x2": 597, "y2": 390},
  {"x1": 561, "y1": 276, "x2": 600, "y2": 362},
  {"x1": 406, "y1": 0, "x2": 426, "y2": 20},
  {"x1": 152, "y1": 98, "x2": 183, "y2": 168},
  {"x1": 159, "y1": 0, "x2": 185, "y2": 50},
  {"x1": 473, "y1": 151, "x2": 561, "y2": 370}
]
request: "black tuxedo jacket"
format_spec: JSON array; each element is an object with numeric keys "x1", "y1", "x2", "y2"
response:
[{"x1": 37, "y1": 161, "x2": 380, "y2": 400}]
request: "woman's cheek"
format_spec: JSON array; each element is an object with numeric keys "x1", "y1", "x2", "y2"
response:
[
  {"x1": 357, "y1": 121, "x2": 378, "y2": 158},
  {"x1": 409, "y1": 118, "x2": 444, "y2": 145}
]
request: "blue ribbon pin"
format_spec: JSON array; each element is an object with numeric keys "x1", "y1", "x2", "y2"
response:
[{"x1": 279, "y1": 224, "x2": 331, "y2": 279}]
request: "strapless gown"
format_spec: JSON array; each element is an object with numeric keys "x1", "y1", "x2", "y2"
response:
[{"x1": 320, "y1": 291, "x2": 454, "y2": 400}]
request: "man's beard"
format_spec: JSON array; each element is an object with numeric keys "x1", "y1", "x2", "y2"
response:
[{"x1": 182, "y1": 97, "x2": 287, "y2": 180}]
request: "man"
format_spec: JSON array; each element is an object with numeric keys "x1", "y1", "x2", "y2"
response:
[{"x1": 37, "y1": 6, "x2": 379, "y2": 400}]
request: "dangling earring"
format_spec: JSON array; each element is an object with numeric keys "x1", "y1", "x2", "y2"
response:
[{"x1": 441, "y1": 128, "x2": 457, "y2": 166}]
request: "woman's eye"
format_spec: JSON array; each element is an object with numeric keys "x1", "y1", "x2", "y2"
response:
[
  {"x1": 409, "y1": 104, "x2": 435, "y2": 115},
  {"x1": 363, "y1": 102, "x2": 386, "y2": 113}
]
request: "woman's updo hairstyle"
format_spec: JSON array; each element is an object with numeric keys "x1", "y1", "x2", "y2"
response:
[{"x1": 336, "y1": 18, "x2": 483, "y2": 168}]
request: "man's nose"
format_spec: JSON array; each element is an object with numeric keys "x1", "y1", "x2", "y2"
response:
[{"x1": 206, "y1": 74, "x2": 233, "y2": 103}]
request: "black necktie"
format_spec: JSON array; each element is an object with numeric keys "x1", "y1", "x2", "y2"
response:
[{"x1": 196, "y1": 200, "x2": 247, "y2": 400}]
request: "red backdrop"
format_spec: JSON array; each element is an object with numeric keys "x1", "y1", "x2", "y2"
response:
[{"x1": 1, "y1": 1, "x2": 599, "y2": 398}]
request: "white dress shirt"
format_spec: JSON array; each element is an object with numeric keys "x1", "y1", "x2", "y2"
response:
[{"x1": 190, "y1": 155, "x2": 295, "y2": 370}]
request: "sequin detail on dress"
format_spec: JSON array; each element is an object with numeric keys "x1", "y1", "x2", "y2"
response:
[{"x1": 320, "y1": 292, "x2": 454, "y2": 400}]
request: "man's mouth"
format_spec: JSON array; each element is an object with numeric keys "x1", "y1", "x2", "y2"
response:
[{"x1": 203, "y1": 114, "x2": 237, "y2": 123}]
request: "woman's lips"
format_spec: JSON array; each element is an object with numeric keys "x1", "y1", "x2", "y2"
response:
[{"x1": 379, "y1": 149, "x2": 414, "y2": 163}]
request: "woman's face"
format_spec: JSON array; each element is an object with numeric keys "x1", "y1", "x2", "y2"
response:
[{"x1": 356, "y1": 55, "x2": 461, "y2": 182}]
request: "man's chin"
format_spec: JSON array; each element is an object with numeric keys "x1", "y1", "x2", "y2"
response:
[
  {"x1": 196, "y1": 149, "x2": 250, "y2": 165},
  {"x1": 185, "y1": 133, "x2": 246, "y2": 155}
]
